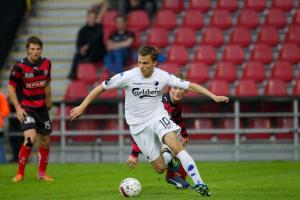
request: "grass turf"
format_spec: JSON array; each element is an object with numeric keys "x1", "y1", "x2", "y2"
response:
[{"x1": 0, "y1": 162, "x2": 300, "y2": 200}]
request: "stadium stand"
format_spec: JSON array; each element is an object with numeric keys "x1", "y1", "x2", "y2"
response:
[{"x1": 2, "y1": 0, "x2": 300, "y2": 162}]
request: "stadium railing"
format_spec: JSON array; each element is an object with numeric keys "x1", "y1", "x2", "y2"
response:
[{"x1": 4, "y1": 97, "x2": 299, "y2": 163}]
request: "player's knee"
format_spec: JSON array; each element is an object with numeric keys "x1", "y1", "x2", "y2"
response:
[
  {"x1": 170, "y1": 144, "x2": 184, "y2": 156},
  {"x1": 154, "y1": 166, "x2": 165, "y2": 174},
  {"x1": 40, "y1": 136, "x2": 50, "y2": 148}
]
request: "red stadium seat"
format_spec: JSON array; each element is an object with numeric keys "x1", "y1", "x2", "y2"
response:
[
  {"x1": 208, "y1": 80, "x2": 230, "y2": 96},
  {"x1": 265, "y1": 9, "x2": 286, "y2": 28},
  {"x1": 285, "y1": 26, "x2": 300, "y2": 45},
  {"x1": 214, "y1": 62, "x2": 237, "y2": 83},
  {"x1": 218, "y1": 118, "x2": 235, "y2": 140},
  {"x1": 167, "y1": 45, "x2": 189, "y2": 65},
  {"x1": 292, "y1": 10, "x2": 300, "y2": 25},
  {"x1": 244, "y1": 0, "x2": 266, "y2": 11},
  {"x1": 162, "y1": 0, "x2": 184, "y2": 13},
  {"x1": 250, "y1": 44, "x2": 273, "y2": 64},
  {"x1": 182, "y1": 10, "x2": 204, "y2": 30},
  {"x1": 270, "y1": 61, "x2": 293, "y2": 82},
  {"x1": 174, "y1": 27, "x2": 196, "y2": 48},
  {"x1": 237, "y1": 9, "x2": 260, "y2": 29},
  {"x1": 247, "y1": 118, "x2": 272, "y2": 140},
  {"x1": 68, "y1": 120, "x2": 100, "y2": 142},
  {"x1": 216, "y1": 0, "x2": 238, "y2": 11},
  {"x1": 210, "y1": 9, "x2": 232, "y2": 29},
  {"x1": 190, "y1": 119, "x2": 214, "y2": 140},
  {"x1": 242, "y1": 61, "x2": 265, "y2": 82},
  {"x1": 257, "y1": 26, "x2": 279, "y2": 46},
  {"x1": 202, "y1": 27, "x2": 224, "y2": 47},
  {"x1": 271, "y1": 0, "x2": 293, "y2": 11},
  {"x1": 147, "y1": 27, "x2": 168, "y2": 48},
  {"x1": 189, "y1": 0, "x2": 211, "y2": 12},
  {"x1": 101, "y1": 11, "x2": 118, "y2": 29},
  {"x1": 194, "y1": 45, "x2": 216, "y2": 65},
  {"x1": 221, "y1": 45, "x2": 245, "y2": 65},
  {"x1": 186, "y1": 62, "x2": 210, "y2": 84},
  {"x1": 64, "y1": 81, "x2": 89, "y2": 101},
  {"x1": 293, "y1": 80, "x2": 300, "y2": 96},
  {"x1": 103, "y1": 28, "x2": 114, "y2": 43},
  {"x1": 229, "y1": 27, "x2": 252, "y2": 47},
  {"x1": 127, "y1": 10, "x2": 150, "y2": 31},
  {"x1": 130, "y1": 29, "x2": 141, "y2": 48},
  {"x1": 265, "y1": 79, "x2": 287, "y2": 96},
  {"x1": 77, "y1": 63, "x2": 98, "y2": 84},
  {"x1": 154, "y1": 10, "x2": 177, "y2": 30},
  {"x1": 159, "y1": 62, "x2": 181, "y2": 74},
  {"x1": 235, "y1": 80, "x2": 259, "y2": 97},
  {"x1": 276, "y1": 117, "x2": 293, "y2": 140},
  {"x1": 279, "y1": 44, "x2": 300, "y2": 64}
]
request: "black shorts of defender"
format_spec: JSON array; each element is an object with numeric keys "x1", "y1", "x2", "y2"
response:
[{"x1": 21, "y1": 107, "x2": 52, "y2": 135}]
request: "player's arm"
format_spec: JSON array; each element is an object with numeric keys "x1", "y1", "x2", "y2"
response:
[
  {"x1": 188, "y1": 83, "x2": 229, "y2": 103},
  {"x1": 8, "y1": 64, "x2": 27, "y2": 123},
  {"x1": 70, "y1": 84, "x2": 105, "y2": 121},
  {"x1": 175, "y1": 111, "x2": 189, "y2": 146},
  {"x1": 8, "y1": 85, "x2": 27, "y2": 123},
  {"x1": 45, "y1": 82, "x2": 52, "y2": 110}
]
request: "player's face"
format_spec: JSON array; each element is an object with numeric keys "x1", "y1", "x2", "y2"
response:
[
  {"x1": 27, "y1": 43, "x2": 42, "y2": 63},
  {"x1": 169, "y1": 86, "x2": 186, "y2": 103},
  {"x1": 138, "y1": 54, "x2": 156, "y2": 78},
  {"x1": 116, "y1": 17, "x2": 126, "y2": 31},
  {"x1": 87, "y1": 12, "x2": 97, "y2": 26}
]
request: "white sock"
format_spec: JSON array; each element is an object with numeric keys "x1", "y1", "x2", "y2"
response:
[
  {"x1": 162, "y1": 151, "x2": 172, "y2": 166},
  {"x1": 176, "y1": 150, "x2": 204, "y2": 185}
]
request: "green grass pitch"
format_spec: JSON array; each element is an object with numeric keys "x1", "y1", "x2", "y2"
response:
[{"x1": 1, "y1": 162, "x2": 300, "y2": 200}]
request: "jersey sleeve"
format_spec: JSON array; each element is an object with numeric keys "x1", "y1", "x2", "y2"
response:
[
  {"x1": 166, "y1": 73, "x2": 190, "y2": 90},
  {"x1": 101, "y1": 71, "x2": 129, "y2": 90},
  {"x1": 47, "y1": 60, "x2": 52, "y2": 82},
  {"x1": 9, "y1": 64, "x2": 23, "y2": 87},
  {"x1": 130, "y1": 138, "x2": 142, "y2": 158}
]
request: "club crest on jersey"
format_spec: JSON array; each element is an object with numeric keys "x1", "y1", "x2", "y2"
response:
[
  {"x1": 24, "y1": 72, "x2": 34, "y2": 78},
  {"x1": 154, "y1": 81, "x2": 159, "y2": 86},
  {"x1": 132, "y1": 88, "x2": 159, "y2": 98}
]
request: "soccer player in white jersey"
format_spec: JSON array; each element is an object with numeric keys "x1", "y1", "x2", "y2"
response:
[{"x1": 70, "y1": 46, "x2": 229, "y2": 197}]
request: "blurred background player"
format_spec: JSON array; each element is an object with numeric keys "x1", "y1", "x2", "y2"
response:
[
  {"x1": 68, "y1": 9, "x2": 106, "y2": 80},
  {"x1": 127, "y1": 78, "x2": 191, "y2": 189},
  {"x1": 104, "y1": 15, "x2": 135, "y2": 74},
  {"x1": 8, "y1": 36, "x2": 53, "y2": 182},
  {"x1": 0, "y1": 89, "x2": 10, "y2": 163}
]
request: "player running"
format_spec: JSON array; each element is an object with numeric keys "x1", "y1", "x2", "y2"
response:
[
  {"x1": 126, "y1": 79, "x2": 191, "y2": 189},
  {"x1": 70, "y1": 46, "x2": 229, "y2": 196},
  {"x1": 8, "y1": 36, "x2": 53, "y2": 182}
]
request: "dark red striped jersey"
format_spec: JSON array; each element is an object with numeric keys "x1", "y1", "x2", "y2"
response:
[
  {"x1": 9, "y1": 57, "x2": 51, "y2": 109},
  {"x1": 131, "y1": 92, "x2": 188, "y2": 157}
]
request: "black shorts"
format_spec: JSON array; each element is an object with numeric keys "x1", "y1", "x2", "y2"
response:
[{"x1": 21, "y1": 107, "x2": 52, "y2": 135}]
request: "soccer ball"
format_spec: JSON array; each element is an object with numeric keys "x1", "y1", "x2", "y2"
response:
[{"x1": 119, "y1": 177, "x2": 142, "y2": 197}]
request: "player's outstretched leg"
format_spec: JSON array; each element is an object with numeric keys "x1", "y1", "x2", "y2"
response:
[{"x1": 164, "y1": 132, "x2": 211, "y2": 196}]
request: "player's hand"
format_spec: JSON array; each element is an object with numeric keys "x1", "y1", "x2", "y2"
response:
[
  {"x1": 181, "y1": 137, "x2": 189, "y2": 146},
  {"x1": 214, "y1": 96, "x2": 229, "y2": 103},
  {"x1": 69, "y1": 106, "x2": 84, "y2": 121},
  {"x1": 16, "y1": 107, "x2": 27, "y2": 123},
  {"x1": 46, "y1": 100, "x2": 52, "y2": 110},
  {"x1": 126, "y1": 155, "x2": 138, "y2": 169}
]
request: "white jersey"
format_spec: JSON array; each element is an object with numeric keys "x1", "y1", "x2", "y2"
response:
[{"x1": 101, "y1": 67, "x2": 190, "y2": 126}]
